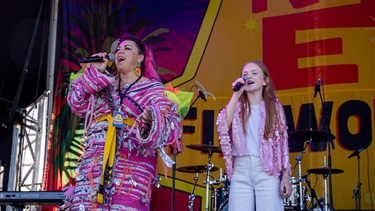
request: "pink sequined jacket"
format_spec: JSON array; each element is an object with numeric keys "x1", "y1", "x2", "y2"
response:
[{"x1": 216, "y1": 100, "x2": 291, "y2": 180}]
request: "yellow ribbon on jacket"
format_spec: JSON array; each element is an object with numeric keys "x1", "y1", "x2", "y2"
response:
[{"x1": 95, "y1": 114, "x2": 136, "y2": 203}]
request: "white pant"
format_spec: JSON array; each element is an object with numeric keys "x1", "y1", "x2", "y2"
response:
[{"x1": 228, "y1": 155, "x2": 284, "y2": 211}]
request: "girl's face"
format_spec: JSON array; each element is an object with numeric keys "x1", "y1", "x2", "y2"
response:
[
  {"x1": 242, "y1": 62, "x2": 268, "y2": 93},
  {"x1": 114, "y1": 40, "x2": 144, "y2": 72}
]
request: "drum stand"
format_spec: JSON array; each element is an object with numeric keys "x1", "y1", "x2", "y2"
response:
[
  {"x1": 306, "y1": 166, "x2": 344, "y2": 211},
  {"x1": 203, "y1": 149, "x2": 218, "y2": 211},
  {"x1": 184, "y1": 144, "x2": 222, "y2": 211},
  {"x1": 189, "y1": 172, "x2": 199, "y2": 211},
  {"x1": 305, "y1": 176, "x2": 324, "y2": 211}
]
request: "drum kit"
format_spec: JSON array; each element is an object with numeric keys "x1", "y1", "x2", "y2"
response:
[
  {"x1": 287, "y1": 129, "x2": 344, "y2": 211},
  {"x1": 176, "y1": 144, "x2": 229, "y2": 211},
  {"x1": 176, "y1": 129, "x2": 344, "y2": 211}
]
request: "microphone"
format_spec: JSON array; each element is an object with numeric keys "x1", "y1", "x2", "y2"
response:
[
  {"x1": 233, "y1": 76, "x2": 250, "y2": 92},
  {"x1": 195, "y1": 86, "x2": 206, "y2": 102},
  {"x1": 313, "y1": 78, "x2": 321, "y2": 98},
  {"x1": 78, "y1": 53, "x2": 115, "y2": 63},
  {"x1": 348, "y1": 148, "x2": 364, "y2": 159}
]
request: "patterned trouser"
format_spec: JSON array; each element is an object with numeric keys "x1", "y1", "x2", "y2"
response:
[{"x1": 71, "y1": 129, "x2": 158, "y2": 211}]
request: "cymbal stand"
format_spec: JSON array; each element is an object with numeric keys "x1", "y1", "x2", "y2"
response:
[
  {"x1": 294, "y1": 139, "x2": 310, "y2": 211},
  {"x1": 323, "y1": 173, "x2": 328, "y2": 211},
  {"x1": 189, "y1": 172, "x2": 199, "y2": 211},
  {"x1": 203, "y1": 149, "x2": 215, "y2": 211}
]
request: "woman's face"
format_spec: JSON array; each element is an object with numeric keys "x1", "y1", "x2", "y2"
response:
[
  {"x1": 115, "y1": 40, "x2": 144, "y2": 73},
  {"x1": 241, "y1": 62, "x2": 268, "y2": 93}
]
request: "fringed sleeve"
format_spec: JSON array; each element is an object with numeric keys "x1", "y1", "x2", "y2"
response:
[
  {"x1": 67, "y1": 65, "x2": 114, "y2": 117},
  {"x1": 134, "y1": 90, "x2": 182, "y2": 168}
]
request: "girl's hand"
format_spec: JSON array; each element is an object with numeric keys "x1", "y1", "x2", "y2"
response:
[{"x1": 280, "y1": 175, "x2": 292, "y2": 199}]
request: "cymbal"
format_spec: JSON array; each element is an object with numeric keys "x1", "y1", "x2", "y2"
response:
[
  {"x1": 307, "y1": 168, "x2": 344, "y2": 175},
  {"x1": 186, "y1": 144, "x2": 222, "y2": 153},
  {"x1": 288, "y1": 130, "x2": 335, "y2": 142},
  {"x1": 176, "y1": 165, "x2": 219, "y2": 173}
]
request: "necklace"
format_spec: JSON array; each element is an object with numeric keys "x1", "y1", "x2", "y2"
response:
[{"x1": 117, "y1": 74, "x2": 142, "y2": 105}]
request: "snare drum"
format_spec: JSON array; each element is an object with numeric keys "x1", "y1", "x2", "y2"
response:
[
  {"x1": 283, "y1": 184, "x2": 300, "y2": 207},
  {"x1": 283, "y1": 184, "x2": 307, "y2": 209},
  {"x1": 290, "y1": 176, "x2": 299, "y2": 184}
]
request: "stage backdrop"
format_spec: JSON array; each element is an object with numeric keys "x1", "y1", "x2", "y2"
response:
[{"x1": 43, "y1": 0, "x2": 375, "y2": 210}]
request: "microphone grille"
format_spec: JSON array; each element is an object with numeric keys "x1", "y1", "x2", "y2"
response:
[
  {"x1": 107, "y1": 53, "x2": 115, "y2": 62},
  {"x1": 242, "y1": 76, "x2": 249, "y2": 82}
]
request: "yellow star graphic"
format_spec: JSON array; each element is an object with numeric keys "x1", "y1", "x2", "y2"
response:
[{"x1": 242, "y1": 14, "x2": 260, "y2": 35}]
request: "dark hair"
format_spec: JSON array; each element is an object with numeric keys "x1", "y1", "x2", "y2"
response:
[{"x1": 117, "y1": 33, "x2": 161, "y2": 81}]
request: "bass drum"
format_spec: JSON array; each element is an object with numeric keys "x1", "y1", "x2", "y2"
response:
[
  {"x1": 216, "y1": 175, "x2": 230, "y2": 211},
  {"x1": 214, "y1": 187, "x2": 229, "y2": 211},
  {"x1": 218, "y1": 198, "x2": 229, "y2": 211}
]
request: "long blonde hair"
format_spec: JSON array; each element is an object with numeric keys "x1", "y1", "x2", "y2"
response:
[{"x1": 239, "y1": 60, "x2": 278, "y2": 139}]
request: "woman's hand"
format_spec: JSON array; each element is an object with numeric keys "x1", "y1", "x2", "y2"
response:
[
  {"x1": 141, "y1": 106, "x2": 152, "y2": 124},
  {"x1": 280, "y1": 175, "x2": 292, "y2": 199},
  {"x1": 90, "y1": 52, "x2": 109, "y2": 73}
]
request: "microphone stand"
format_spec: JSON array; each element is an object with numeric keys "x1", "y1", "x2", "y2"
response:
[
  {"x1": 176, "y1": 88, "x2": 205, "y2": 211},
  {"x1": 171, "y1": 146, "x2": 178, "y2": 211},
  {"x1": 316, "y1": 81, "x2": 336, "y2": 211},
  {"x1": 190, "y1": 85, "x2": 207, "y2": 107},
  {"x1": 190, "y1": 95, "x2": 200, "y2": 109},
  {"x1": 352, "y1": 154, "x2": 362, "y2": 211}
]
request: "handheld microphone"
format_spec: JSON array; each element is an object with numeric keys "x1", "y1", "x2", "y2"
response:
[
  {"x1": 348, "y1": 148, "x2": 364, "y2": 159},
  {"x1": 233, "y1": 76, "x2": 250, "y2": 92},
  {"x1": 313, "y1": 79, "x2": 321, "y2": 98},
  {"x1": 78, "y1": 53, "x2": 115, "y2": 63}
]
